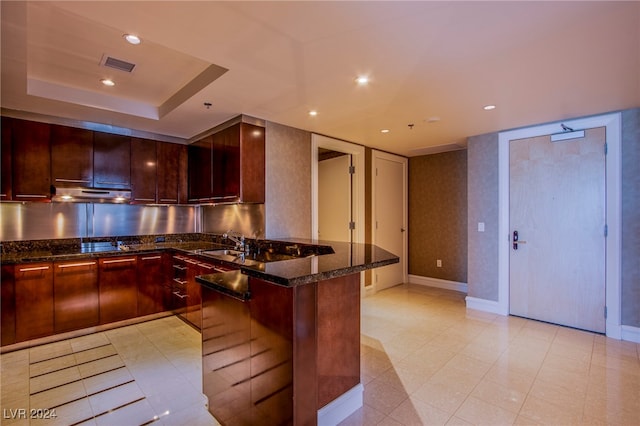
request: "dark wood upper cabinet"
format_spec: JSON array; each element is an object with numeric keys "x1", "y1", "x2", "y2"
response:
[
  {"x1": 11, "y1": 118, "x2": 51, "y2": 201},
  {"x1": 1, "y1": 117, "x2": 12, "y2": 200},
  {"x1": 93, "y1": 132, "x2": 131, "y2": 189},
  {"x1": 188, "y1": 122, "x2": 265, "y2": 203},
  {"x1": 212, "y1": 124, "x2": 240, "y2": 201},
  {"x1": 130, "y1": 137, "x2": 157, "y2": 203},
  {"x1": 188, "y1": 136, "x2": 213, "y2": 202},
  {"x1": 238, "y1": 123, "x2": 265, "y2": 203},
  {"x1": 50, "y1": 124, "x2": 94, "y2": 187},
  {"x1": 157, "y1": 142, "x2": 187, "y2": 204}
]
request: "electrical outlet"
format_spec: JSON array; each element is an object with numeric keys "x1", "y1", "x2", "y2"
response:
[{"x1": 436, "y1": 259, "x2": 442, "y2": 267}]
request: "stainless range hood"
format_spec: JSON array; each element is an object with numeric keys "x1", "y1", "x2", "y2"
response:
[{"x1": 51, "y1": 186, "x2": 132, "y2": 203}]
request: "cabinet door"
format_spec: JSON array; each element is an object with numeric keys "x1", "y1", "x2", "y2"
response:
[
  {"x1": 157, "y1": 142, "x2": 187, "y2": 204},
  {"x1": 94, "y1": 132, "x2": 131, "y2": 189},
  {"x1": 212, "y1": 124, "x2": 240, "y2": 201},
  {"x1": 1, "y1": 264, "x2": 15, "y2": 346},
  {"x1": 137, "y1": 253, "x2": 165, "y2": 316},
  {"x1": 50, "y1": 124, "x2": 94, "y2": 187},
  {"x1": 131, "y1": 138, "x2": 157, "y2": 203},
  {"x1": 188, "y1": 136, "x2": 213, "y2": 202},
  {"x1": 11, "y1": 119, "x2": 51, "y2": 201},
  {"x1": 98, "y1": 256, "x2": 138, "y2": 323},
  {"x1": 14, "y1": 262, "x2": 54, "y2": 342},
  {"x1": 1, "y1": 117, "x2": 12, "y2": 200},
  {"x1": 239, "y1": 123, "x2": 265, "y2": 203},
  {"x1": 54, "y1": 259, "x2": 99, "y2": 333}
]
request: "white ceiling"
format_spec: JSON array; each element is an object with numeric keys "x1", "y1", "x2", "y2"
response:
[{"x1": 2, "y1": 1, "x2": 639, "y2": 156}]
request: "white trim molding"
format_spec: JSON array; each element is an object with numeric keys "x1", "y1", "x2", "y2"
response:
[
  {"x1": 317, "y1": 383, "x2": 363, "y2": 426},
  {"x1": 465, "y1": 297, "x2": 508, "y2": 315},
  {"x1": 621, "y1": 326, "x2": 640, "y2": 344},
  {"x1": 409, "y1": 274, "x2": 468, "y2": 293},
  {"x1": 497, "y1": 112, "x2": 622, "y2": 339}
]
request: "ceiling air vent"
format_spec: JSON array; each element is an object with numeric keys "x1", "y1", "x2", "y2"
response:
[{"x1": 102, "y1": 55, "x2": 136, "y2": 73}]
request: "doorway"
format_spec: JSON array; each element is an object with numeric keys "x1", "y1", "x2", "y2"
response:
[
  {"x1": 311, "y1": 134, "x2": 365, "y2": 244},
  {"x1": 497, "y1": 112, "x2": 622, "y2": 338},
  {"x1": 372, "y1": 150, "x2": 408, "y2": 291},
  {"x1": 318, "y1": 150, "x2": 352, "y2": 242},
  {"x1": 509, "y1": 128, "x2": 606, "y2": 333}
]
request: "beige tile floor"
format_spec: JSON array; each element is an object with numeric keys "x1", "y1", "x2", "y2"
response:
[
  {"x1": 342, "y1": 284, "x2": 640, "y2": 426},
  {"x1": 1, "y1": 316, "x2": 217, "y2": 426},
  {"x1": 2, "y1": 284, "x2": 639, "y2": 425}
]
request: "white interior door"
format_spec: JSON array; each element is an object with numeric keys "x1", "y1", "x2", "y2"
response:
[
  {"x1": 373, "y1": 151, "x2": 407, "y2": 291},
  {"x1": 509, "y1": 127, "x2": 606, "y2": 333},
  {"x1": 318, "y1": 154, "x2": 352, "y2": 242}
]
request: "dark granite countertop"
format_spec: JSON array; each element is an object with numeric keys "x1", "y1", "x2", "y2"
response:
[
  {"x1": 194, "y1": 238, "x2": 398, "y2": 293},
  {"x1": 2, "y1": 235, "x2": 399, "y2": 289},
  {"x1": 196, "y1": 270, "x2": 250, "y2": 301}
]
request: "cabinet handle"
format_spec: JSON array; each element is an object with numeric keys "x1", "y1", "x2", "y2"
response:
[
  {"x1": 172, "y1": 291, "x2": 188, "y2": 299},
  {"x1": 184, "y1": 259, "x2": 198, "y2": 264},
  {"x1": 198, "y1": 263, "x2": 214, "y2": 270},
  {"x1": 18, "y1": 266, "x2": 50, "y2": 272},
  {"x1": 96, "y1": 181, "x2": 129, "y2": 185},
  {"x1": 173, "y1": 278, "x2": 187, "y2": 285},
  {"x1": 102, "y1": 258, "x2": 136, "y2": 264},
  {"x1": 15, "y1": 194, "x2": 48, "y2": 198},
  {"x1": 58, "y1": 261, "x2": 97, "y2": 268},
  {"x1": 55, "y1": 178, "x2": 91, "y2": 183},
  {"x1": 173, "y1": 265, "x2": 187, "y2": 271},
  {"x1": 160, "y1": 198, "x2": 178, "y2": 202},
  {"x1": 134, "y1": 198, "x2": 156, "y2": 201},
  {"x1": 141, "y1": 256, "x2": 162, "y2": 261}
]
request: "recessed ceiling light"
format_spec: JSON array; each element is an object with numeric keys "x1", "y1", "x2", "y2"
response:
[
  {"x1": 124, "y1": 34, "x2": 141, "y2": 45},
  {"x1": 483, "y1": 104, "x2": 496, "y2": 110},
  {"x1": 355, "y1": 76, "x2": 369, "y2": 85},
  {"x1": 101, "y1": 79, "x2": 115, "y2": 87},
  {"x1": 381, "y1": 129, "x2": 390, "y2": 133},
  {"x1": 309, "y1": 110, "x2": 318, "y2": 116}
]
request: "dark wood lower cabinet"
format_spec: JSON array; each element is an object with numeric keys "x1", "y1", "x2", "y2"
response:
[
  {"x1": 14, "y1": 262, "x2": 54, "y2": 342},
  {"x1": 54, "y1": 259, "x2": 99, "y2": 333},
  {"x1": 1, "y1": 264, "x2": 16, "y2": 346},
  {"x1": 201, "y1": 274, "x2": 359, "y2": 425},
  {"x1": 98, "y1": 256, "x2": 138, "y2": 324},
  {"x1": 137, "y1": 253, "x2": 166, "y2": 316}
]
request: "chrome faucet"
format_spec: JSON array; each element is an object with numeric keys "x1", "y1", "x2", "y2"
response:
[{"x1": 223, "y1": 230, "x2": 246, "y2": 252}]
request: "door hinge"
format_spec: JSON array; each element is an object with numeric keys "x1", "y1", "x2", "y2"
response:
[
  {"x1": 348, "y1": 221, "x2": 355, "y2": 230},
  {"x1": 348, "y1": 165, "x2": 355, "y2": 174},
  {"x1": 604, "y1": 306, "x2": 608, "y2": 319},
  {"x1": 604, "y1": 224, "x2": 608, "y2": 237},
  {"x1": 604, "y1": 143, "x2": 608, "y2": 155}
]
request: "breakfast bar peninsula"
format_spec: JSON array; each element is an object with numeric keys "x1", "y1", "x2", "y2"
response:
[{"x1": 195, "y1": 239, "x2": 398, "y2": 425}]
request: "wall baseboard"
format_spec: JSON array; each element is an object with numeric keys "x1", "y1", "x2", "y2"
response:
[
  {"x1": 465, "y1": 296, "x2": 508, "y2": 315},
  {"x1": 621, "y1": 325, "x2": 640, "y2": 344},
  {"x1": 317, "y1": 383, "x2": 363, "y2": 426},
  {"x1": 408, "y1": 274, "x2": 468, "y2": 293}
]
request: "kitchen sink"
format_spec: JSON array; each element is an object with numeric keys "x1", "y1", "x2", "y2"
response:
[
  {"x1": 204, "y1": 249, "x2": 244, "y2": 257},
  {"x1": 201, "y1": 248, "x2": 308, "y2": 264}
]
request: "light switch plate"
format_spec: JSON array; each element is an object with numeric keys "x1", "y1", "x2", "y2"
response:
[{"x1": 478, "y1": 222, "x2": 485, "y2": 232}]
